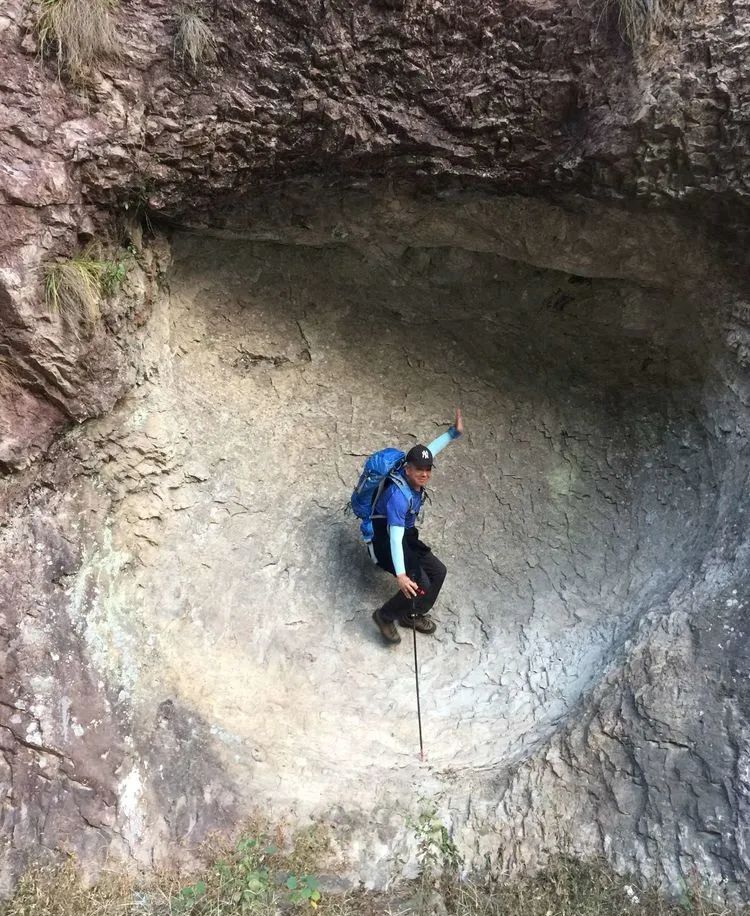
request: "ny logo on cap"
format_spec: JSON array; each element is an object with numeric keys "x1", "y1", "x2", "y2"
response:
[{"x1": 422, "y1": 449, "x2": 430, "y2": 459}]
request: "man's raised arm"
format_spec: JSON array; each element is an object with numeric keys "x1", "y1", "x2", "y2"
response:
[{"x1": 427, "y1": 407, "x2": 464, "y2": 457}]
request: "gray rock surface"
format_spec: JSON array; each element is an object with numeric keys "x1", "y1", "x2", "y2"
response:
[
  {"x1": 1, "y1": 0, "x2": 750, "y2": 900},
  {"x1": 3, "y1": 195, "x2": 750, "y2": 895}
]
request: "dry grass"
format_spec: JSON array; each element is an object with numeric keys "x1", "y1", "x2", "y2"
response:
[
  {"x1": 36, "y1": 0, "x2": 119, "y2": 80},
  {"x1": 286, "y1": 824, "x2": 337, "y2": 876},
  {"x1": 174, "y1": 7, "x2": 216, "y2": 70},
  {"x1": 2, "y1": 849, "x2": 748, "y2": 916},
  {"x1": 606, "y1": 0, "x2": 667, "y2": 44},
  {"x1": 44, "y1": 255, "x2": 105, "y2": 330},
  {"x1": 43, "y1": 246, "x2": 129, "y2": 334},
  {"x1": 0, "y1": 858, "x2": 136, "y2": 916},
  {"x1": 448, "y1": 858, "x2": 746, "y2": 916}
]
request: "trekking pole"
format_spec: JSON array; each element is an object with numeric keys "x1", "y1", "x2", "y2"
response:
[{"x1": 411, "y1": 591, "x2": 425, "y2": 761}]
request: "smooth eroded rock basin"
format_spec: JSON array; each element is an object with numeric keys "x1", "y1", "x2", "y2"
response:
[{"x1": 57, "y1": 227, "x2": 721, "y2": 875}]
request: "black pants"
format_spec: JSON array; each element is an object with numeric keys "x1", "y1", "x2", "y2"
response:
[{"x1": 372, "y1": 519, "x2": 447, "y2": 622}]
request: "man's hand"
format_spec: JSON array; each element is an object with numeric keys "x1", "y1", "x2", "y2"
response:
[
  {"x1": 396, "y1": 573, "x2": 419, "y2": 599},
  {"x1": 455, "y1": 407, "x2": 464, "y2": 436}
]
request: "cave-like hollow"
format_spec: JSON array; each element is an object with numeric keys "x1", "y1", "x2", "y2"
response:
[{"x1": 40, "y1": 192, "x2": 749, "y2": 888}]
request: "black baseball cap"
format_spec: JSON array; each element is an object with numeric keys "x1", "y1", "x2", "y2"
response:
[{"x1": 405, "y1": 444, "x2": 434, "y2": 469}]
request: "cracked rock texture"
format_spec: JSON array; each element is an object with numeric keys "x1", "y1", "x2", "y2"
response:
[{"x1": 1, "y1": 0, "x2": 750, "y2": 901}]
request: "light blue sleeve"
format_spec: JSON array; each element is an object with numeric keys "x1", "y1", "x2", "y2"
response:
[
  {"x1": 389, "y1": 525, "x2": 406, "y2": 575},
  {"x1": 427, "y1": 425, "x2": 461, "y2": 457}
]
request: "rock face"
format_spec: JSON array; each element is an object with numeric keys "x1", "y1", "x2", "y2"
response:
[{"x1": 1, "y1": 0, "x2": 750, "y2": 900}]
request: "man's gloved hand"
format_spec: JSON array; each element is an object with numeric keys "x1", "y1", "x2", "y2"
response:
[{"x1": 396, "y1": 573, "x2": 419, "y2": 598}]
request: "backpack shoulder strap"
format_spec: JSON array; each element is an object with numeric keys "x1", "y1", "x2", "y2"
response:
[
  {"x1": 388, "y1": 471, "x2": 415, "y2": 513},
  {"x1": 371, "y1": 468, "x2": 413, "y2": 520}
]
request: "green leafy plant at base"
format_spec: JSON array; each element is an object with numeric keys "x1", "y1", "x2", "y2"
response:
[
  {"x1": 209, "y1": 836, "x2": 279, "y2": 913},
  {"x1": 161, "y1": 830, "x2": 330, "y2": 914},
  {"x1": 174, "y1": 6, "x2": 216, "y2": 71},
  {"x1": 286, "y1": 874, "x2": 322, "y2": 909},
  {"x1": 411, "y1": 806, "x2": 463, "y2": 878},
  {"x1": 173, "y1": 878, "x2": 207, "y2": 913},
  {"x1": 3, "y1": 836, "x2": 749, "y2": 916},
  {"x1": 36, "y1": 0, "x2": 119, "y2": 80},
  {"x1": 407, "y1": 806, "x2": 464, "y2": 914}
]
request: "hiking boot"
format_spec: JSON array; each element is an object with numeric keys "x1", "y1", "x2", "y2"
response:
[
  {"x1": 399, "y1": 614, "x2": 437, "y2": 635},
  {"x1": 372, "y1": 609, "x2": 401, "y2": 644}
]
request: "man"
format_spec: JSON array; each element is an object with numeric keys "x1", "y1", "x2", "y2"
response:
[{"x1": 371, "y1": 408, "x2": 464, "y2": 644}]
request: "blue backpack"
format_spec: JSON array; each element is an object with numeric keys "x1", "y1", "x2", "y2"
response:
[{"x1": 350, "y1": 448, "x2": 415, "y2": 546}]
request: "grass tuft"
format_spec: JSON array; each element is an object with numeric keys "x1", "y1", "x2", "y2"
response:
[
  {"x1": 174, "y1": 6, "x2": 216, "y2": 71},
  {"x1": 607, "y1": 0, "x2": 666, "y2": 45},
  {"x1": 44, "y1": 248, "x2": 130, "y2": 334},
  {"x1": 36, "y1": 0, "x2": 119, "y2": 80},
  {"x1": 44, "y1": 256, "x2": 105, "y2": 329}
]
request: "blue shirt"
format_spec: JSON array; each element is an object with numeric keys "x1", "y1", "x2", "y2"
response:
[
  {"x1": 374, "y1": 469, "x2": 424, "y2": 529},
  {"x1": 373, "y1": 426, "x2": 461, "y2": 574}
]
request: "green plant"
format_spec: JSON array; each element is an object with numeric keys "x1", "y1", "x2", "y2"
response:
[
  {"x1": 286, "y1": 874, "x2": 322, "y2": 909},
  {"x1": 173, "y1": 879, "x2": 207, "y2": 913},
  {"x1": 123, "y1": 185, "x2": 156, "y2": 234},
  {"x1": 212, "y1": 836, "x2": 279, "y2": 912},
  {"x1": 411, "y1": 806, "x2": 463, "y2": 877},
  {"x1": 174, "y1": 7, "x2": 216, "y2": 70},
  {"x1": 2, "y1": 847, "x2": 750, "y2": 916},
  {"x1": 36, "y1": 0, "x2": 119, "y2": 80},
  {"x1": 101, "y1": 258, "x2": 128, "y2": 295}
]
